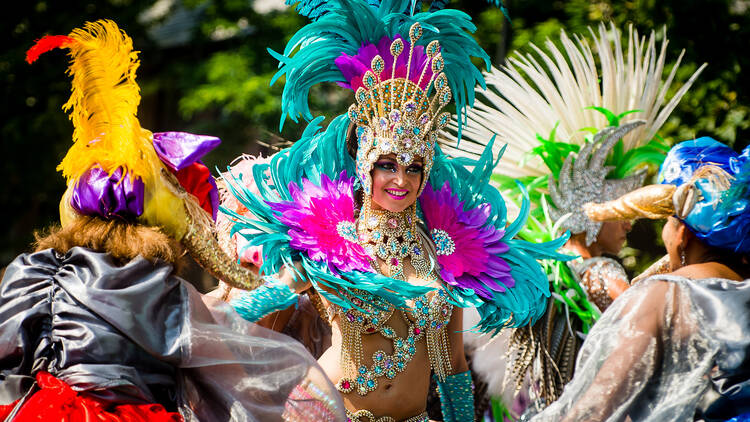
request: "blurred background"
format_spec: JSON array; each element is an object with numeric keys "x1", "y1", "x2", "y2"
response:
[{"x1": 2, "y1": 0, "x2": 749, "y2": 287}]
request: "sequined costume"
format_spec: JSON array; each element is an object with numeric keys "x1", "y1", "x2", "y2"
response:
[
  {"x1": 532, "y1": 137, "x2": 750, "y2": 421},
  {"x1": 218, "y1": 1, "x2": 569, "y2": 420},
  {"x1": 0, "y1": 20, "x2": 345, "y2": 421},
  {"x1": 442, "y1": 23, "x2": 705, "y2": 417},
  {"x1": 568, "y1": 256, "x2": 630, "y2": 313}
]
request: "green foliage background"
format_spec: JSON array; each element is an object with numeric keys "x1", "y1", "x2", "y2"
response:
[{"x1": 2, "y1": 0, "x2": 749, "y2": 273}]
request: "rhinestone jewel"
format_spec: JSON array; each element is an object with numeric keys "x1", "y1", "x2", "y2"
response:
[
  {"x1": 390, "y1": 110, "x2": 401, "y2": 122},
  {"x1": 430, "y1": 228, "x2": 456, "y2": 256},
  {"x1": 336, "y1": 221, "x2": 358, "y2": 242},
  {"x1": 405, "y1": 102, "x2": 416, "y2": 113},
  {"x1": 387, "y1": 217, "x2": 399, "y2": 229}
]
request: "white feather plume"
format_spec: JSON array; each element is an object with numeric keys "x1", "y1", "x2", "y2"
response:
[{"x1": 441, "y1": 22, "x2": 706, "y2": 180}]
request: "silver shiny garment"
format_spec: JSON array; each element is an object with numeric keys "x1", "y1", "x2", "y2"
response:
[{"x1": 531, "y1": 275, "x2": 750, "y2": 422}]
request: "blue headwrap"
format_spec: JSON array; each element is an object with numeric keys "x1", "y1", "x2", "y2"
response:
[{"x1": 658, "y1": 137, "x2": 750, "y2": 254}]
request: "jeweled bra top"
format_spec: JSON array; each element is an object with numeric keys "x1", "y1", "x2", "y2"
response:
[{"x1": 330, "y1": 286, "x2": 453, "y2": 396}]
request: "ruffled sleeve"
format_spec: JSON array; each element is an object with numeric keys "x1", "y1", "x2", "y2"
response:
[{"x1": 0, "y1": 250, "x2": 62, "y2": 393}]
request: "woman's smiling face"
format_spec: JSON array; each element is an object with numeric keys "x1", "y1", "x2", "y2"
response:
[{"x1": 370, "y1": 154, "x2": 423, "y2": 212}]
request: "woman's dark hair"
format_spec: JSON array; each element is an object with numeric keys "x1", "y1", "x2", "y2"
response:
[{"x1": 346, "y1": 123, "x2": 358, "y2": 161}]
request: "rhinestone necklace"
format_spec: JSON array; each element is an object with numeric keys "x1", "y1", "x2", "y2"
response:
[{"x1": 356, "y1": 198, "x2": 431, "y2": 280}]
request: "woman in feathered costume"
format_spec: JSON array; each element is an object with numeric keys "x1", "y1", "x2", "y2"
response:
[
  {"x1": 218, "y1": 1, "x2": 568, "y2": 421},
  {"x1": 0, "y1": 20, "x2": 345, "y2": 421},
  {"x1": 530, "y1": 137, "x2": 750, "y2": 421},
  {"x1": 441, "y1": 22, "x2": 705, "y2": 418}
]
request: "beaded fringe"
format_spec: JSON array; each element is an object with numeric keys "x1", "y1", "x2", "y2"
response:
[
  {"x1": 341, "y1": 316, "x2": 363, "y2": 381},
  {"x1": 428, "y1": 324, "x2": 452, "y2": 381}
]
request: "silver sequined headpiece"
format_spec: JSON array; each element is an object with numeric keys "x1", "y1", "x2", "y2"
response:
[{"x1": 548, "y1": 120, "x2": 647, "y2": 245}]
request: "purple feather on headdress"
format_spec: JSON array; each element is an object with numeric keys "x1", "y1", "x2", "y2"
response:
[
  {"x1": 335, "y1": 35, "x2": 435, "y2": 92},
  {"x1": 420, "y1": 182, "x2": 513, "y2": 299}
]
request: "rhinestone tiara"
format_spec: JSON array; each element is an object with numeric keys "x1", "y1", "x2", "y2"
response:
[{"x1": 346, "y1": 23, "x2": 453, "y2": 196}]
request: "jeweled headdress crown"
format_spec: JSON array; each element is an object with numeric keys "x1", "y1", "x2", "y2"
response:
[{"x1": 339, "y1": 23, "x2": 452, "y2": 196}]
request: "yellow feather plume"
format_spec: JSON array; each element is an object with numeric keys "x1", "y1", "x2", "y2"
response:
[{"x1": 57, "y1": 19, "x2": 160, "y2": 184}]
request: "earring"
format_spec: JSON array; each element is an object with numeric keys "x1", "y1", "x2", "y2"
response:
[{"x1": 678, "y1": 246, "x2": 686, "y2": 267}]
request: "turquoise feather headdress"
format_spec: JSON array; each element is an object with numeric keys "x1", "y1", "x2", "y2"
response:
[{"x1": 271, "y1": 0, "x2": 490, "y2": 138}]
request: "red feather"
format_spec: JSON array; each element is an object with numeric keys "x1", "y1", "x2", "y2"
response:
[{"x1": 26, "y1": 35, "x2": 74, "y2": 64}]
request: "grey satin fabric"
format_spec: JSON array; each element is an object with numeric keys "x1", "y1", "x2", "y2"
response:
[
  {"x1": 530, "y1": 275, "x2": 750, "y2": 422},
  {"x1": 0, "y1": 247, "x2": 183, "y2": 406},
  {"x1": 0, "y1": 247, "x2": 346, "y2": 421}
]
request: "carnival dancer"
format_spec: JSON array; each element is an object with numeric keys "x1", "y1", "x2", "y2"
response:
[
  {"x1": 530, "y1": 137, "x2": 750, "y2": 421},
  {"x1": 220, "y1": 1, "x2": 569, "y2": 421},
  {"x1": 0, "y1": 20, "x2": 345, "y2": 421},
  {"x1": 442, "y1": 23, "x2": 706, "y2": 418}
]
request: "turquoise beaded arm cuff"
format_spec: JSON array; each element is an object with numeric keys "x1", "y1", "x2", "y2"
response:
[
  {"x1": 434, "y1": 370, "x2": 475, "y2": 422},
  {"x1": 230, "y1": 275, "x2": 299, "y2": 323}
]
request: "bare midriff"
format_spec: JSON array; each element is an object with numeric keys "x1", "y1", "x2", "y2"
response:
[{"x1": 316, "y1": 263, "x2": 444, "y2": 421}]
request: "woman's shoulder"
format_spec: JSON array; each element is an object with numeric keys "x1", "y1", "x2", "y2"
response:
[{"x1": 667, "y1": 262, "x2": 744, "y2": 281}]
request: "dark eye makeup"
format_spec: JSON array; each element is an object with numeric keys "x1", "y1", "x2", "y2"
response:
[
  {"x1": 406, "y1": 164, "x2": 423, "y2": 174},
  {"x1": 374, "y1": 161, "x2": 397, "y2": 171},
  {"x1": 374, "y1": 159, "x2": 423, "y2": 175}
]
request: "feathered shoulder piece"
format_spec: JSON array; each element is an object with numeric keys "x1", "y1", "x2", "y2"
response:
[
  {"x1": 222, "y1": 115, "x2": 432, "y2": 310},
  {"x1": 223, "y1": 114, "x2": 569, "y2": 329},
  {"x1": 421, "y1": 141, "x2": 570, "y2": 333}
]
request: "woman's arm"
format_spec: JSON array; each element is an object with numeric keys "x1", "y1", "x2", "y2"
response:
[
  {"x1": 227, "y1": 262, "x2": 312, "y2": 324},
  {"x1": 448, "y1": 306, "x2": 468, "y2": 374},
  {"x1": 434, "y1": 306, "x2": 476, "y2": 422}
]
